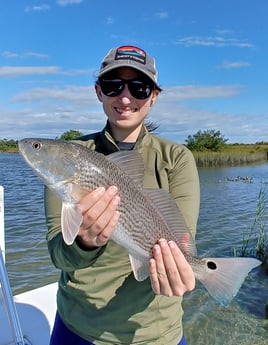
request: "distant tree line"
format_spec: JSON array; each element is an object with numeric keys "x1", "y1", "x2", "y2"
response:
[
  {"x1": 0, "y1": 129, "x2": 268, "y2": 153},
  {"x1": 0, "y1": 130, "x2": 84, "y2": 152},
  {"x1": 0, "y1": 139, "x2": 18, "y2": 152},
  {"x1": 56, "y1": 129, "x2": 84, "y2": 140}
]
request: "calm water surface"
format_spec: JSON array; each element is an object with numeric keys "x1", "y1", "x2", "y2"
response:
[{"x1": 0, "y1": 153, "x2": 268, "y2": 344}]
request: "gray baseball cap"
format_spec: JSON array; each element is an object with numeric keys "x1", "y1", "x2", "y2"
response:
[{"x1": 96, "y1": 45, "x2": 161, "y2": 89}]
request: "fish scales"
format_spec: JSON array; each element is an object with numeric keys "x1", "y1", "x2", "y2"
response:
[
  {"x1": 75, "y1": 148, "x2": 175, "y2": 254},
  {"x1": 18, "y1": 138, "x2": 262, "y2": 306}
]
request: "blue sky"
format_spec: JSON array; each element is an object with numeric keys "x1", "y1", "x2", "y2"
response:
[{"x1": 0, "y1": 0, "x2": 267, "y2": 144}]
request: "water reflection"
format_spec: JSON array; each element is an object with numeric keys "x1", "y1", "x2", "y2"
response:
[{"x1": 0, "y1": 154, "x2": 267, "y2": 344}]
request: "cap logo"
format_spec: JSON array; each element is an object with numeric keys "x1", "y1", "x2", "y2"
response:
[{"x1": 115, "y1": 46, "x2": 146, "y2": 65}]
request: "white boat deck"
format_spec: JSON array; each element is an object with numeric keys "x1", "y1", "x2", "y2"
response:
[
  {"x1": 0, "y1": 185, "x2": 57, "y2": 345},
  {"x1": 0, "y1": 282, "x2": 57, "y2": 345}
]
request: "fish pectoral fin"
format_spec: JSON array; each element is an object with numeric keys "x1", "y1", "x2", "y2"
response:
[
  {"x1": 70, "y1": 184, "x2": 91, "y2": 200},
  {"x1": 199, "y1": 257, "x2": 261, "y2": 307},
  {"x1": 61, "y1": 202, "x2": 83, "y2": 245},
  {"x1": 129, "y1": 254, "x2": 149, "y2": 281}
]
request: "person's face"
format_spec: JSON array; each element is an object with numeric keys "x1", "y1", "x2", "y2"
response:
[{"x1": 95, "y1": 67, "x2": 159, "y2": 138}]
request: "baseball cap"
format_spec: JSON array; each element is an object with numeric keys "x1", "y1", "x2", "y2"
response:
[{"x1": 96, "y1": 45, "x2": 161, "y2": 89}]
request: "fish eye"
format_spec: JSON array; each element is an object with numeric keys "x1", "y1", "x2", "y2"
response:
[{"x1": 32, "y1": 142, "x2": 42, "y2": 150}]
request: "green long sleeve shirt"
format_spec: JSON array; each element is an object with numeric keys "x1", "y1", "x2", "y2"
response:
[{"x1": 45, "y1": 125, "x2": 200, "y2": 345}]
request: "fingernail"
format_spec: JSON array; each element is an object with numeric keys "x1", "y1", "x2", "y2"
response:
[
  {"x1": 158, "y1": 239, "x2": 167, "y2": 247},
  {"x1": 97, "y1": 186, "x2": 105, "y2": 194},
  {"x1": 108, "y1": 186, "x2": 118, "y2": 195},
  {"x1": 168, "y1": 241, "x2": 175, "y2": 248}
]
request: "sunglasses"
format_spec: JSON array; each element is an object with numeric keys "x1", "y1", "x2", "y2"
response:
[{"x1": 98, "y1": 77, "x2": 155, "y2": 99}]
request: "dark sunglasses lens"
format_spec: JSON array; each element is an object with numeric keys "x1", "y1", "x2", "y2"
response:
[
  {"x1": 128, "y1": 80, "x2": 153, "y2": 99},
  {"x1": 99, "y1": 79, "x2": 124, "y2": 97},
  {"x1": 99, "y1": 78, "x2": 154, "y2": 99}
]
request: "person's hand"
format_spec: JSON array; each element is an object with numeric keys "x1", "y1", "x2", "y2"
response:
[
  {"x1": 76, "y1": 186, "x2": 120, "y2": 249},
  {"x1": 149, "y1": 238, "x2": 195, "y2": 297}
]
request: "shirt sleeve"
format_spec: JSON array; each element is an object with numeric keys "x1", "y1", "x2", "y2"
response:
[{"x1": 168, "y1": 145, "x2": 200, "y2": 239}]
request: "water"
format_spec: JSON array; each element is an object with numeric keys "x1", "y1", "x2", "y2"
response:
[
  {"x1": 0, "y1": 154, "x2": 59, "y2": 292},
  {"x1": 183, "y1": 165, "x2": 268, "y2": 344},
  {"x1": 0, "y1": 153, "x2": 268, "y2": 344}
]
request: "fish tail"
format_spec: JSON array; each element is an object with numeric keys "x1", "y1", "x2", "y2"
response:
[{"x1": 198, "y1": 257, "x2": 261, "y2": 306}]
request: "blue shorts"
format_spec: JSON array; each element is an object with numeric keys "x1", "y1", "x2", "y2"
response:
[{"x1": 50, "y1": 312, "x2": 188, "y2": 345}]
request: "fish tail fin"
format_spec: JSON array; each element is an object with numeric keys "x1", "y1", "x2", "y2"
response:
[{"x1": 198, "y1": 257, "x2": 261, "y2": 306}]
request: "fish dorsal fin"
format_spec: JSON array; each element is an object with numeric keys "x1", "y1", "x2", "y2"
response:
[
  {"x1": 107, "y1": 151, "x2": 144, "y2": 186},
  {"x1": 144, "y1": 188, "x2": 197, "y2": 257},
  {"x1": 129, "y1": 254, "x2": 149, "y2": 281}
]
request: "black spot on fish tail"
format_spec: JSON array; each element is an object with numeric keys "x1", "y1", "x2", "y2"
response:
[{"x1": 207, "y1": 261, "x2": 217, "y2": 270}]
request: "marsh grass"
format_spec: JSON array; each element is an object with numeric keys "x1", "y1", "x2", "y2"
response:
[
  {"x1": 193, "y1": 144, "x2": 268, "y2": 167},
  {"x1": 233, "y1": 185, "x2": 268, "y2": 264}
]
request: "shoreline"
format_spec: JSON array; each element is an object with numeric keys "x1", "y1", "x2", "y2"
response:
[{"x1": 1, "y1": 148, "x2": 268, "y2": 168}]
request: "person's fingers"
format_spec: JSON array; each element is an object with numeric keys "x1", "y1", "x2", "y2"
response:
[
  {"x1": 76, "y1": 186, "x2": 120, "y2": 248},
  {"x1": 149, "y1": 249, "x2": 161, "y2": 295},
  {"x1": 95, "y1": 206, "x2": 120, "y2": 247},
  {"x1": 149, "y1": 239, "x2": 195, "y2": 297},
  {"x1": 79, "y1": 186, "x2": 118, "y2": 234},
  {"x1": 79, "y1": 186, "x2": 106, "y2": 213},
  {"x1": 150, "y1": 241, "x2": 173, "y2": 296},
  {"x1": 167, "y1": 241, "x2": 195, "y2": 292}
]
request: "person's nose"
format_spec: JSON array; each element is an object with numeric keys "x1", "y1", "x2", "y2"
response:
[{"x1": 119, "y1": 84, "x2": 132, "y2": 104}]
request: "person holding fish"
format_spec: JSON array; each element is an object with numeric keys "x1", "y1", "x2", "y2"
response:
[
  {"x1": 45, "y1": 45, "x2": 199, "y2": 345},
  {"x1": 18, "y1": 44, "x2": 261, "y2": 345}
]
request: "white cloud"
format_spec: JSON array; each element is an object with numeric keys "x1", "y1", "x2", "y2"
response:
[
  {"x1": 156, "y1": 11, "x2": 168, "y2": 19},
  {"x1": 2, "y1": 51, "x2": 49, "y2": 59},
  {"x1": 150, "y1": 100, "x2": 268, "y2": 144},
  {"x1": 215, "y1": 29, "x2": 234, "y2": 35},
  {"x1": 161, "y1": 85, "x2": 242, "y2": 101},
  {"x1": 0, "y1": 66, "x2": 92, "y2": 77},
  {"x1": 25, "y1": 4, "x2": 50, "y2": 12},
  {"x1": 0, "y1": 66, "x2": 61, "y2": 77},
  {"x1": 0, "y1": 83, "x2": 266, "y2": 143},
  {"x1": 105, "y1": 16, "x2": 115, "y2": 25},
  {"x1": 216, "y1": 61, "x2": 251, "y2": 69},
  {"x1": 56, "y1": 0, "x2": 83, "y2": 5},
  {"x1": 11, "y1": 85, "x2": 93, "y2": 103},
  {"x1": 174, "y1": 36, "x2": 254, "y2": 48}
]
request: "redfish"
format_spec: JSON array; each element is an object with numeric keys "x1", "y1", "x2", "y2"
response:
[{"x1": 19, "y1": 138, "x2": 261, "y2": 306}]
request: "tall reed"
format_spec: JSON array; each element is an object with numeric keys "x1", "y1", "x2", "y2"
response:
[
  {"x1": 233, "y1": 185, "x2": 268, "y2": 264},
  {"x1": 194, "y1": 151, "x2": 267, "y2": 167}
]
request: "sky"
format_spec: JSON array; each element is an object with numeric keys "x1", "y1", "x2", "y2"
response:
[{"x1": 0, "y1": 0, "x2": 268, "y2": 144}]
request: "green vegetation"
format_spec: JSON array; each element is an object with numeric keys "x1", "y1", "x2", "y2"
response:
[
  {"x1": 1, "y1": 129, "x2": 268, "y2": 167},
  {"x1": 185, "y1": 130, "x2": 268, "y2": 167},
  {"x1": 0, "y1": 139, "x2": 18, "y2": 152},
  {"x1": 186, "y1": 129, "x2": 228, "y2": 152},
  {"x1": 58, "y1": 129, "x2": 84, "y2": 140},
  {"x1": 193, "y1": 144, "x2": 268, "y2": 167},
  {"x1": 233, "y1": 185, "x2": 268, "y2": 265},
  {"x1": 0, "y1": 130, "x2": 84, "y2": 152}
]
